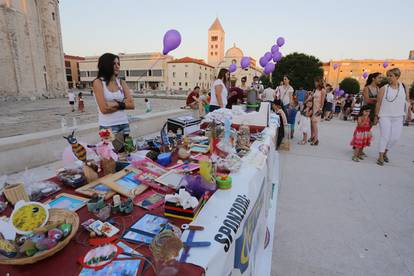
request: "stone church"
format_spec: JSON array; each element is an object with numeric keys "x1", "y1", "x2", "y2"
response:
[{"x1": 0, "y1": 0, "x2": 66, "y2": 99}]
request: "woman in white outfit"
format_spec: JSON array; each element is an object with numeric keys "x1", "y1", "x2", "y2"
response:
[{"x1": 374, "y1": 68, "x2": 409, "y2": 166}]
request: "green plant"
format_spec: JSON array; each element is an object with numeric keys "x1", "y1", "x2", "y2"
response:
[
  {"x1": 271, "y1": 52, "x2": 323, "y2": 90},
  {"x1": 339, "y1": 78, "x2": 360, "y2": 94},
  {"x1": 259, "y1": 75, "x2": 272, "y2": 88}
]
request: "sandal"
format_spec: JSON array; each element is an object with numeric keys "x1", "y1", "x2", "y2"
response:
[
  {"x1": 358, "y1": 156, "x2": 364, "y2": 160},
  {"x1": 377, "y1": 159, "x2": 384, "y2": 166},
  {"x1": 352, "y1": 157, "x2": 360, "y2": 162},
  {"x1": 298, "y1": 141, "x2": 307, "y2": 145},
  {"x1": 383, "y1": 155, "x2": 389, "y2": 163},
  {"x1": 361, "y1": 152, "x2": 367, "y2": 157}
]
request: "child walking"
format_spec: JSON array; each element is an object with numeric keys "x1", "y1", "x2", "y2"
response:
[
  {"x1": 145, "y1": 98, "x2": 152, "y2": 113},
  {"x1": 78, "y1": 92, "x2": 84, "y2": 112},
  {"x1": 350, "y1": 105, "x2": 372, "y2": 162},
  {"x1": 286, "y1": 101, "x2": 298, "y2": 138},
  {"x1": 298, "y1": 100, "x2": 313, "y2": 144}
]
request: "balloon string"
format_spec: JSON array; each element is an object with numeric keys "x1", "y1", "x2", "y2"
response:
[{"x1": 134, "y1": 56, "x2": 163, "y2": 82}]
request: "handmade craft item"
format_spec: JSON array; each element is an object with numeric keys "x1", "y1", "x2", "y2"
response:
[
  {"x1": 215, "y1": 175, "x2": 232, "y2": 190},
  {"x1": 45, "y1": 193, "x2": 88, "y2": 212},
  {"x1": 10, "y1": 201, "x2": 49, "y2": 235},
  {"x1": 199, "y1": 156, "x2": 215, "y2": 184},
  {"x1": 75, "y1": 178, "x2": 115, "y2": 200},
  {"x1": 79, "y1": 243, "x2": 122, "y2": 270},
  {"x1": 150, "y1": 229, "x2": 183, "y2": 274},
  {"x1": 237, "y1": 124, "x2": 251, "y2": 151},
  {"x1": 102, "y1": 168, "x2": 147, "y2": 198},
  {"x1": 63, "y1": 131, "x2": 87, "y2": 162},
  {"x1": 165, "y1": 189, "x2": 199, "y2": 210},
  {"x1": 3, "y1": 183, "x2": 30, "y2": 205}
]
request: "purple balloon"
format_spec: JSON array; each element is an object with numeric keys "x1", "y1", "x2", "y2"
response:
[
  {"x1": 333, "y1": 63, "x2": 339, "y2": 70},
  {"x1": 276, "y1": 37, "x2": 285, "y2": 47},
  {"x1": 264, "y1": 52, "x2": 272, "y2": 62},
  {"x1": 240, "y1": 56, "x2": 250, "y2": 69},
  {"x1": 362, "y1": 72, "x2": 368, "y2": 79},
  {"x1": 259, "y1": 56, "x2": 268, "y2": 68},
  {"x1": 271, "y1": 44, "x2": 279, "y2": 54},
  {"x1": 272, "y1": 51, "x2": 283, "y2": 62},
  {"x1": 229, "y1": 63, "x2": 237, "y2": 73},
  {"x1": 264, "y1": 62, "x2": 275, "y2": 75},
  {"x1": 162, "y1": 29, "x2": 181, "y2": 55},
  {"x1": 383, "y1": 61, "x2": 389, "y2": 68}
]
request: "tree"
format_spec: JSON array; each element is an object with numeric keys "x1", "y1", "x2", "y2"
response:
[
  {"x1": 271, "y1": 52, "x2": 323, "y2": 90},
  {"x1": 339, "y1": 78, "x2": 360, "y2": 94},
  {"x1": 259, "y1": 75, "x2": 272, "y2": 88}
]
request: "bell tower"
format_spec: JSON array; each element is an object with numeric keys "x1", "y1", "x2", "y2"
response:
[{"x1": 208, "y1": 18, "x2": 225, "y2": 67}]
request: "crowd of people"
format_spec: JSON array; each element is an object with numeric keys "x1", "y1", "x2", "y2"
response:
[
  {"x1": 86, "y1": 53, "x2": 411, "y2": 167},
  {"x1": 183, "y1": 67, "x2": 412, "y2": 166}
]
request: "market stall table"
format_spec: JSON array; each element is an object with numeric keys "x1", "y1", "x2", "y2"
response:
[{"x1": 0, "y1": 127, "x2": 279, "y2": 276}]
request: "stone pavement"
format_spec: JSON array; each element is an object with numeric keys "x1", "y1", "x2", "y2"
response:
[
  {"x1": 272, "y1": 118, "x2": 414, "y2": 276},
  {"x1": 0, "y1": 96, "x2": 185, "y2": 138}
]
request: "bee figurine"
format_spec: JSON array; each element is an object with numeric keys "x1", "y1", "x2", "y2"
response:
[{"x1": 63, "y1": 130, "x2": 87, "y2": 162}]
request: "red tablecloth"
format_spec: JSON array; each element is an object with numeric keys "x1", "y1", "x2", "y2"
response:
[{"x1": 0, "y1": 178, "x2": 204, "y2": 276}]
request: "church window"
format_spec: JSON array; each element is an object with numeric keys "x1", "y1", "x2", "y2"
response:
[
  {"x1": 52, "y1": 12, "x2": 55, "y2": 21},
  {"x1": 211, "y1": 36, "x2": 218, "y2": 41},
  {"x1": 211, "y1": 52, "x2": 213, "y2": 56},
  {"x1": 215, "y1": 52, "x2": 218, "y2": 56},
  {"x1": 215, "y1": 45, "x2": 218, "y2": 49}
]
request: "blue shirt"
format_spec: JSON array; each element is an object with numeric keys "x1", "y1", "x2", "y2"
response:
[
  {"x1": 296, "y1": 90, "x2": 306, "y2": 103},
  {"x1": 287, "y1": 107, "x2": 298, "y2": 124}
]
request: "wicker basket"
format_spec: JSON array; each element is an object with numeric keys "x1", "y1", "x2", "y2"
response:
[
  {"x1": 3, "y1": 183, "x2": 30, "y2": 205},
  {"x1": 0, "y1": 208, "x2": 79, "y2": 265}
]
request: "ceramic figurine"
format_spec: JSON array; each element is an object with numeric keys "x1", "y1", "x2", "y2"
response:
[
  {"x1": 0, "y1": 239, "x2": 17, "y2": 258},
  {"x1": 59, "y1": 223, "x2": 72, "y2": 238},
  {"x1": 63, "y1": 130, "x2": 87, "y2": 162},
  {"x1": 237, "y1": 125, "x2": 250, "y2": 151},
  {"x1": 35, "y1": 238, "x2": 57, "y2": 251},
  {"x1": 15, "y1": 235, "x2": 29, "y2": 246},
  {"x1": 30, "y1": 233, "x2": 46, "y2": 243},
  {"x1": 119, "y1": 198, "x2": 133, "y2": 214},
  {"x1": 48, "y1": 228, "x2": 63, "y2": 241},
  {"x1": 19, "y1": 239, "x2": 37, "y2": 256},
  {"x1": 124, "y1": 136, "x2": 135, "y2": 153}
]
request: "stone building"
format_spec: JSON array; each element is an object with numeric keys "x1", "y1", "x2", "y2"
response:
[
  {"x1": 323, "y1": 57, "x2": 414, "y2": 89},
  {"x1": 208, "y1": 18, "x2": 225, "y2": 68},
  {"x1": 217, "y1": 44, "x2": 262, "y2": 87},
  {"x1": 0, "y1": 0, "x2": 66, "y2": 99},
  {"x1": 167, "y1": 57, "x2": 215, "y2": 91}
]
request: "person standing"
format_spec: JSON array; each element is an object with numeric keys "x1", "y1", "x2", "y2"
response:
[
  {"x1": 362, "y1": 72, "x2": 382, "y2": 125},
  {"x1": 209, "y1": 68, "x2": 229, "y2": 112},
  {"x1": 374, "y1": 68, "x2": 409, "y2": 166},
  {"x1": 145, "y1": 98, "x2": 152, "y2": 113},
  {"x1": 93, "y1": 53, "x2": 135, "y2": 137},
  {"x1": 77, "y1": 92, "x2": 85, "y2": 112},
  {"x1": 324, "y1": 84, "x2": 334, "y2": 120},
  {"x1": 68, "y1": 90, "x2": 76, "y2": 112},
  {"x1": 310, "y1": 77, "x2": 326, "y2": 145},
  {"x1": 250, "y1": 76, "x2": 264, "y2": 102},
  {"x1": 277, "y1": 75, "x2": 294, "y2": 109},
  {"x1": 296, "y1": 87, "x2": 307, "y2": 110},
  {"x1": 350, "y1": 105, "x2": 373, "y2": 162},
  {"x1": 261, "y1": 85, "x2": 276, "y2": 102}
]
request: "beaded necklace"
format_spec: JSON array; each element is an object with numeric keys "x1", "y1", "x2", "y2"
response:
[{"x1": 385, "y1": 83, "x2": 400, "y2": 103}]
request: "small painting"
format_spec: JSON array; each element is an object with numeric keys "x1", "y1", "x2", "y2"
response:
[
  {"x1": 46, "y1": 193, "x2": 88, "y2": 212},
  {"x1": 75, "y1": 179, "x2": 115, "y2": 200},
  {"x1": 103, "y1": 168, "x2": 148, "y2": 197},
  {"x1": 130, "y1": 213, "x2": 169, "y2": 235},
  {"x1": 133, "y1": 159, "x2": 168, "y2": 176}
]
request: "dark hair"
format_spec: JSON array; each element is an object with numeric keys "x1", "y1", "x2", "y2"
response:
[
  {"x1": 314, "y1": 76, "x2": 324, "y2": 89},
  {"x1": 144, "y1": 98, "x2": 148, "y2": 102},
  {"x1": 283, "y1": 75, "x2": 290, "y2": 81},
  {"x1": 97, "y1": 53, "x2": 119, "y2": 85},
  {"x1": 365, "y1": 72, "x2": 381, "y2": 87},
  {"x1": 217, "y1": 68, "x2": 229, "y2": 86},
  {"x1": 359, "y1": 105, "x2": 371, "y2": 116},
  {"x1": 78, "y1": 92, "x2": 82, "y2": 97},
  {"x1": 194, "y1": 86, "x2": 200, "y2": 90}
]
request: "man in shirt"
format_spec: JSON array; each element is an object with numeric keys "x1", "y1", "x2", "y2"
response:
[
  {"x1": 186, "y1": 86, "x2": 200, "y2": 109},
  {"x1": 262, "y1": 85, "x2": 276, "y2": 102},
  {"x1": 251, "y1": 76, "x2": 264, "y2": 100},
  {"x1": 277, "y1": 76, "x2": 294, "y2": 109},
  {"x1": 68, "y1": 90, "x2": 75, "y2": 112}
]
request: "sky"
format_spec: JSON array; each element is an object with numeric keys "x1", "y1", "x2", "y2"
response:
[{"x1": 59, "y1": 0, "x2": 414, "y2": 62}]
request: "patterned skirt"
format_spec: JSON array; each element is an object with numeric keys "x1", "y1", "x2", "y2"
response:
[{"x1": 350, "y1": 127, "x2": 372, "y2": 148}]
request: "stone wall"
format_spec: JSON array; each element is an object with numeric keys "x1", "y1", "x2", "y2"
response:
[{"x1": 0, "y1": 0, "x2": 66, "y2": 100}]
